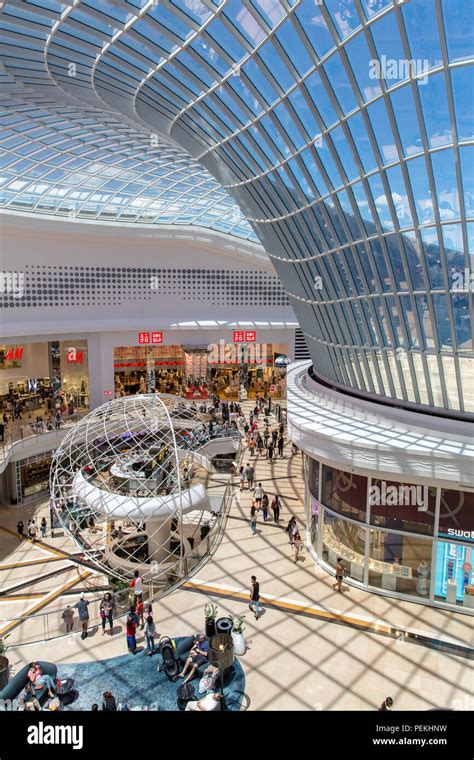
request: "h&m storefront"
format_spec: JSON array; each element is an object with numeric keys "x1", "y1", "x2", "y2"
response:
[{"x1": 305, "y1": 457, "x2": 474, "y2": 613}]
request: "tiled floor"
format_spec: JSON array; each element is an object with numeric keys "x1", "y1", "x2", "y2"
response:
[{"x1": 0, "y1": 401, "x2": 472, "y2": 710}]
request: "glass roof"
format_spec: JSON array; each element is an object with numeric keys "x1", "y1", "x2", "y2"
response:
[{"x1": 0, "y1": 0, "x2": 472, "y2": 414}]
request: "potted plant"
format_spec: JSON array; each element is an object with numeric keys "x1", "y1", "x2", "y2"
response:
[
  {"x1": 0, "y1": 634, "x2": 10, "y2": 690},
  {"x1": 229, "y1": 614, "x2": 246, "y2": 655},
  {"x1": 109, "y1": 577, "x2": 130, "y2": 609},
  {"x1": 204, "y1": 603, "x2": 218, "y2": 638}
]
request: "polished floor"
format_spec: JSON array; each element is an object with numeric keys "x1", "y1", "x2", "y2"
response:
[{"x1": 0, "y1": 402, "x2": 472, "y2": 711}]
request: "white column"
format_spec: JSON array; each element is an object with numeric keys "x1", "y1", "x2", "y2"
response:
[{"x1": 87, "y1": 333, "x2": 115, "y2": 410}]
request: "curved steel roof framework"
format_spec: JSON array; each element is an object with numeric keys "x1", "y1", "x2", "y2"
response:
[{"x1": 0, "y1": 0, "x2": 472, "y2": 414}]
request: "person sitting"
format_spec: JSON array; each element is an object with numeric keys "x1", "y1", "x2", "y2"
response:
[
  {"x1": 27, "y1": 662, "x2": 41, "y2": 684},
  {"x1": 33, "y1": 668, "x2": 57, "y2": 698},
  {"x1": 178, "y1": 634, "x2": 209, "y2": 684},
  {"x1": 185, "y1": 692, "x2": 223, "y2": 712},
  {"x1": 23, "y1": 683, "x2": 41, "y2": 711},
  {"x1": 102, "y1": 691, "x2": 117, "y2": 711}
]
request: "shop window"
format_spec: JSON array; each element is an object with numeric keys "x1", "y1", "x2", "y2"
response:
[
  {"x1": 367, "y1": 529, "x2": 432, "y2": 597},
  {"x1": 369, "y1": 479, "x2": 436, "y2": 536},
  {"x1": 438, "y1": 489, "x2": 474, "y2": 543},
  {"x1": 321, "y1": 464, "x2": 367, "y2": 522},
  {"x1": 321, "y1": 510, "x2": 366, "y2": 583},
  {"x1": 308, "y1": 457, "x2": 320, "y2": 500},
  {"x1": 434, "y1": 541, "x2": 474, "y2": 609}
]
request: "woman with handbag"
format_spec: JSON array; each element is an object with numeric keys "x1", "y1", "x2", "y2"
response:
[{"x1": 100, "y1": 592, "x2": 114, "y2": 635}]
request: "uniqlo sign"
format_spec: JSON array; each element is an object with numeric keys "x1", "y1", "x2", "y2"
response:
[
  {"x1": 151, "y1": 332, "x2": 163, "y2": 344},
  {"x1": 138, "y1": 332, "x2": 150, "y2": 344},
  {"x1": 233, "y1": 331, "x2": 256, "y2": 343}
]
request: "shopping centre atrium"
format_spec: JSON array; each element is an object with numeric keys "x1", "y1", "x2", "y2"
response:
[{"x1": 0, "y1": 0, "x2": 472, "y2": 714}]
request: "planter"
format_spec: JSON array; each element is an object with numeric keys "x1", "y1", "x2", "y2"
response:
[
  {"x1": 0, "y1": 656, "x2": 9, "y2": 690},
  {"x1": 205, "y1": 619, "x2": 217, "y2": 638},
  {"x1": 231, "y1": 631, "x2": 246, "y2": 656}
]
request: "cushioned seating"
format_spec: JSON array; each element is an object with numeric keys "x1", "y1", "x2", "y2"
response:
[
  {"x1": 0, "y1": 661, "x2": 57, "y2": 707},
  {"x1": 175, "y1": 636, "x2": 210, "y2": 680}
]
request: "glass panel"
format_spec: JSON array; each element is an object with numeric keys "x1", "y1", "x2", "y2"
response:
[
  {"x1": 386, "y1": 164, "x2": 413, "y2": 228},
  {"x1": 390, "y1": 85, "x2": 423, "y2": 157},
  {"x1": 418, "y1": 72, "x2": 452, "y2": 149},
  {"x1": 321, "y1": 464, "x2": 367, "y2": 523},
  {"x1": 370, "y1": 479, "x2": 436, "y2": 535},
  {"x1": 460, "y1": 145, "x2": 474, "y2": 218},
  {"x1": 402, "y1": 0, "x2": 443, "y2": 69},
  {"x1": 434, "y1": 541, "x2": 474, "y2": 608},
  {"x1": 321, "y1": 509, "x2": 366, "y2": 584},
  {"x1": 322, "y1": 52, "x2": 358, "y2": 115},
  {"x1": 406, "y1": 155, "x2": 435, "y2": 225},
  {"x1": 431, "y1": 149, "x2": 460, "y2": 221},
  {"x1": 368, "y1": 529, "x2": 432, "y2": 597},
  {"x1": 346, "y1": 112, "x2": 377, "y2": 173},
  {"x1": 325, "y1": 0, "x2": 362, "y2": 40},
  {"x1": 275, "y1": 19, "x2": 313, "y2": 76},
  {"x1": 366, "y1": 98, "x2": 399, "y2": 164},
  {"x1": 441, "y1": 0, "x2": 474, "y2": 64},
  {"x1": 295, "y1": 3, "x2": 335, "y2": 59},
  {"x1": 304, "y1": 70, "x2": 338, "y2": 128}
]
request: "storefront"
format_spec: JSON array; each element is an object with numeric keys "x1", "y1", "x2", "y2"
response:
[
  {"x1": 8, "y1": 451, "x2": 55, "y2": 504},
  {"x1": 114, "y1": 345, "x2": 187, "y2": 396},
  {"x1": 306, "y1": 456, "x2": 474, "y2": 613}
]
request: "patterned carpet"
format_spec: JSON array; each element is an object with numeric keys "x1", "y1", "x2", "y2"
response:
[{"x1": 59, "y1": 637, "x2": 245, "y2": 711}]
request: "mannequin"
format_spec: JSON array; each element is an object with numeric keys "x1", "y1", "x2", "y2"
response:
[{"x1": 416, "y1": 560, "x2": 429, "y2": 595}]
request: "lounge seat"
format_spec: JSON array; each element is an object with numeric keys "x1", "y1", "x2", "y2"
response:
[{"x1": 0, "y1": 661, "x2": 57, "y2": 709}]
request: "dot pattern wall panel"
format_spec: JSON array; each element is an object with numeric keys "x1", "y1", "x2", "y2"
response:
[{"x1": 0, "y1": 266, "x2": 288, "y2": 309}]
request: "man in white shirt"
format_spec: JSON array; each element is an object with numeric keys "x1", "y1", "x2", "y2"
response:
[
  {"x1": 185, "y1": 692, "x2": 223, "y2": 712},
  {"x1": 131, "y1": 570, "x2": 143, "y2": 603}
]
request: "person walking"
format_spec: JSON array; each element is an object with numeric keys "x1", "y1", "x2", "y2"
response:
[
  {"x1": 130, "y1": 569, "x2": 143, "y2": 604},
  {"x1": 61, "y1": 605, "x2": 74, "y2": 633},
  {"x1": 271, "y1": 495, "x2": 281, "y2": 523},
  {"x1": 126, "y1": 607, "x2": 138, "y2": 653},
  {"x1": 254, "y1": 482, "x2": 263, "y2": 507},
  {"x1": 74, "y1": 592, "x2": 90, "y2": 639},
  {"x1": 263, "y1": 426, "x2": 270, "y2": 448},
  {"x1": 249, "y1": 575, "x2": 261, "y2": 620},
  {"x1": 277, "y1": 432, "x2": 284, "y2": 458},
  {"x1": 17, "y1": 520, "x2": 24, "y2": 540},
  {"x1": 250, "y1": 503, "x2": 258, "y2": 536},
  {"x1": 238, "y1": 465, "x2": 245, "y2": 492},
  {"x1": 144, "y1": 614, "x2": 157, "y2": 656},
  {"x1": 28, "y1": 520, "x2": 37, "y2": 543},
  {"x1": 261, "y1": 493, "x2": 269, "y2": 522},
  {"x1": 267, "y1": 440, "x2": 275, "y2": 462},
  {"x1": 244, "y1": 462, "x2": 255, "y2": 491},
  {"x1": 293, "y1": 531, "x2": 303, "y2": 563},
  {"x1": 285, "y1": 516, "x2": 297, "y2": 544},
  {"x1": 271, "y1": 429, "x2": 278, "y2": 446},
  {"x1": 333, "y1": 557, "x2": 345, "y2": 593},
  {"x1": 40, "y1": 517, "x2": 47, "y2": 539},
  {"x1": 256, "y1": 434, "x2": 265, "y2": 457},
  {"x1": 99, "y1": 592, "x2": 114, "y2": 636},
  {"x1": 379, "y1": 697, "x2": 394, "y2": 711},
  {"x1": 248, "y1": 436, "x2": 256, "y2": 457}
]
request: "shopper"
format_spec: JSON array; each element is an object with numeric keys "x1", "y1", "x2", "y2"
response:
[
  {"x1": 250, "y1": 503, "x2": 258, "y2": 536},
  {"x1": 28, "y1": 520, "x2": 37, "y2": 543},
  {"x1": 61, "y1": 605, "x2": 74, "y2": 633},
  {"x1": 379, "y1": 697, "x2": 394, "y2": 711},
  {"x1": 277, "y1": 432, "x2": 284, "y2": 458},
  {"x1": 0, "y1": 422, "x2": 4, "y2": 443},
  {"x1": 99, "y1": 592, "x2": 114, "y2": 635},
  {"x1": 285, "y1": 516, "x2": 297, "y2": 544},
  {"x1": 256, "y1": 434, "x2": 265, "y2": 457},
  {"x1": 74, "y1": 592, "x2": 90, "y2": 639},
  {"x1": 261, "y1": 492, "x2": 269, "y2": 522},
  {"x1": 333, "y1": 557, "x2": 345, "y2": 593},
  {"x1": 244, "y1": 462, "x2": 255, "y2": 490},
  {"x1": 17, "y1": 520, "x2": 24, "y2": 540},
  {"x1": 267, "y1": 440, "x2": 275, "y2": 462},
  {"x1": 239, "y1": 465, "x2": 245, "y2": 491},
  {"x1": 130, "y1": 569, "x2": 143, "y2": 604},
  {"x1": 126, "y1": 607, "x2": 138, "y2": 653},
  {"x1": 271, "y1": 495, "x2": 281, "y2": 523},
  {"x1": 254, "y1": 482, "x2": 263, "y2": 507},
  {"x1": 249, "y1": 575, "x2": 261, "y2": 620},
  {"x1": 144, "y1": 614, "x2": 156, "y2": 656},
  {"x1": 40, "y1": 517, "x2": 47, "y2": 539},
  {"x1": 248, "y1": 436, "x2": 256, "y2": 457},
  {"x1": 102, "y1": 691, "x2": 117, "y2": 711},
  {"x1": 293, "y1": 531, "x2": 303, "y2": 563},
  {"x1": 263, "y1": 426, "x2": 270, "y2": 448},
  {"x1": 291, "y1": 441, "x2": 298, "y2": 455}
]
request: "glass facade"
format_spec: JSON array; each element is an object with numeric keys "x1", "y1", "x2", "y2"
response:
[
  {"x1": 0, "y1": 1, "x2": 472, "y2": 412},
  {"x1": 307, "y1": 455, "x2": 474, "y2": 612}
]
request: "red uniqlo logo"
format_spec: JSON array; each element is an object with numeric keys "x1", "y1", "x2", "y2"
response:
[
  {"x1": 151, "y1": 332, "x2": 163, "y2": 344},
  {"x1": 233, "y1": 331, "x2": 244, "y2": 343},
  {"x1": 138, "y1": 332, "x2": 150, "y2": 344},
  {"x1": 245, "y1": 331, "x2": 256, "y2": 342}
]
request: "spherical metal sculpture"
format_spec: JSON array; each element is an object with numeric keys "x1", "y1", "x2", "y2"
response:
[{"x1": 50, "y1": 394, "x2": 234, "y2": 593}]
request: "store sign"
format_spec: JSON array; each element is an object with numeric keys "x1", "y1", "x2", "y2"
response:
[
  {"x1": 5, "y1": 345, "x2": 23, "y2": 361},
  {"x1": 233, "y1": 331, "x2": 256, "y2": 343},
  {"x1": 66, "y1": 347, "x2": 83, "y2": 364},
  {"x1": 138, "y1": 332, "x2": 163, "y2": 344}
]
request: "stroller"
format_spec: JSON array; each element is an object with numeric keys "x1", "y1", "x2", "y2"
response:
[{"x1": 158, "y1": 637, "x2": 179, "y2": 682}]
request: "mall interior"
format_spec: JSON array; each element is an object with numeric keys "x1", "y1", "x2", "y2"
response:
[{"x1": 0, "y1": 0, "x2": 472, "y2": 715}]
